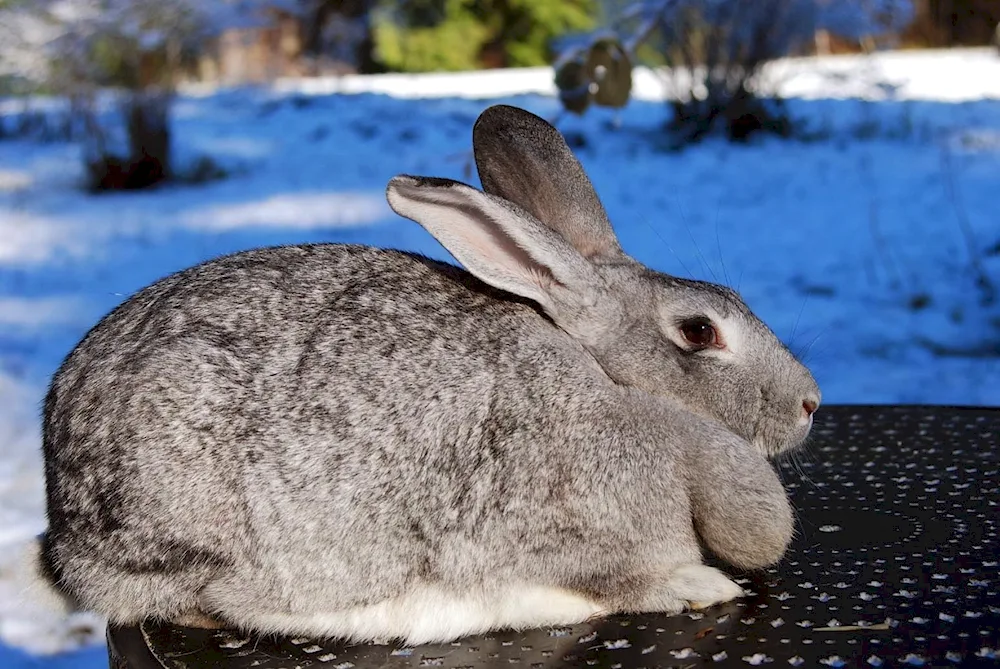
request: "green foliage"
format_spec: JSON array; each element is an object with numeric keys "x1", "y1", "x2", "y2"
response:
[
  {"x1": 480, "y1": 0, "x2": 596, "y2": 67},
  {"x1": 375, "y1": 0, "x2": 596, "y2": 72},
  {"x1": 376, "y1": 0, "x2": 489, "y2": 71}
]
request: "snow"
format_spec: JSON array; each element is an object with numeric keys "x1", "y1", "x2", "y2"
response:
[
  {"x1": 1, "y1": 47, "x2": 999, "y2": 667},
  {"x1": 181, "y1": 192, "x2": 390, "y2": 230},
  {"x1": 262, "y1": 47, "x2": 1000, "y2": 103},
  {"x1": 0, "y1": 297, "x2": 93, "y2": 331},
  {"x1": 770, "y1": 48, "x2": 1000, "y2": 101}
]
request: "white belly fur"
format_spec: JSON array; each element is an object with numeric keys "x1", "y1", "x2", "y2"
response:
[{"x1": 245, "y1": 584, "x2": 606, "y2": 645}]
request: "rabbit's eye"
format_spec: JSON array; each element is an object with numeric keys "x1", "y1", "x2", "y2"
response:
[{"x1": 680, "y1": 318, "x2": 718, "y2": 349}]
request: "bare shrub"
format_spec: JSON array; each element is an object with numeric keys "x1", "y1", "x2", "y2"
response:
[{"x1": 556, "y1": 0, "x2": 915, "y2": 144}]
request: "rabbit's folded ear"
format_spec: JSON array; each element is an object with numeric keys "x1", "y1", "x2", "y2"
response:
[
  {"x1": 472, "y1": 105, "x2": 625, "y2": 264},
  {"x1": 387, "y1": 175, "x2": 602, "y2": 320}
]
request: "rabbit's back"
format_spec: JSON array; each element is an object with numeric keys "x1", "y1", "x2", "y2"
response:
[{"x1": 41, "y1": 244, "x2": 662, "y2": 623}]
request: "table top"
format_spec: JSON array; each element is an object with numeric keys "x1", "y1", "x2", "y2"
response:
[{"x1": 107, "y1": 405, "x2": 1000, "y2": 668}]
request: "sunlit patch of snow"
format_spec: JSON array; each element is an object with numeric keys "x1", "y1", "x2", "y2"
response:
[
  {"x1": 0, "y1": 212, "x2": 85, "y2": 265},
  {"x1": 0, "y1": 372, "x2": 45, "y2": 546},
  {"x1": 0, "y1": 297, "x2": 93, "y2": 331},
  {"x1": 769, "y1": 48, "x2": 1000, "y2": 102},
  {"x1": 248, "y1": 48, "x2": 1000, "y2": 104},
  {"x1": 0, "y1": 170, "x2": 32, "y2": 192},
  {"x1": 181, "y1": 191, "x2": 390, "y2": 231},
  {"x1": 272, "y1": 67, "x2": 558, "y2": 100}
]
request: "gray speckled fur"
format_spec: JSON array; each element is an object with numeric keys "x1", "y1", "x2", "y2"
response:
[{"x1": 40, "y1": 105, "x2": 819, "y2": 641}]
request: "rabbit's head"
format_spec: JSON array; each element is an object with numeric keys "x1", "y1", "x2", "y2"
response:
[{"x1": 387, "y1": 105, "x2": 819, "y2": 458}]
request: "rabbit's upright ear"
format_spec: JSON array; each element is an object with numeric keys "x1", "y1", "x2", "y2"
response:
[
  {"x1": 472, "y1": 105, "x2": 625, "y2": 264},
  {"x1": 387, "y1": 175, "x2": 602, "y2": 322}
]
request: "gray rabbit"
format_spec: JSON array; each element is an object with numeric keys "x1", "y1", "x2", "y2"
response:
[{"x1": 37, "y1": 104, "x2": 820, "y2": 645}]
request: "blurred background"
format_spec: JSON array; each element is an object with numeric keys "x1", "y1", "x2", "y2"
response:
[{"x1": 0, "y1": 1, "x2": 998, "y2": 666}]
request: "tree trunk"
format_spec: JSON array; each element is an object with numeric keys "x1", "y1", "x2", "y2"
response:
[
  {"x1": 125, "y1": 91, "x2": 171, "y2": 184},
  {"x1": 85, "y1": 91, "x2": 171, "y2": 191}
]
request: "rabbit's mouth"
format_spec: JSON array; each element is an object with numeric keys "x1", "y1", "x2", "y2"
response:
[
  {"x1": 752, "y1": 415, "x2": 813, "y2": 460},
  {"x1": 753, "y1": 435, "x2": 782, "y2": 459},
  {"x1": 748, "y1": 378, "x2": 820, "y2": 460}
]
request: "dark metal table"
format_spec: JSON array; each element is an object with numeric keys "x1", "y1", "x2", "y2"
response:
[{"x1": 107, "y1": 405, "x2": 1000, "y2": 668}]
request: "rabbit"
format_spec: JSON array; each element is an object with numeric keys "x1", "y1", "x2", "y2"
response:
[{"x1": 36, "y1": 104, "x2": 820, "y2": 646}]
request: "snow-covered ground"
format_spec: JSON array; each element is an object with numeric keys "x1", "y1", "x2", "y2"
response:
[{"x1": 1, "y1": 48, "x2": 998, "y2": 667}]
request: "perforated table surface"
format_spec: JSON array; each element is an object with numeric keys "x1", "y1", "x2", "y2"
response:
[{"x1": 107, "y1": 405, "x2": 1000, "y2": 668}]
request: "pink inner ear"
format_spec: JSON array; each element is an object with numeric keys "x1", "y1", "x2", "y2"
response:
[
  {"x1": 472, "y1": 218, "x2": 555, "y2": 295},
  {"x1": 388, "y1": 181, "x2": 559, "y2": 305}
]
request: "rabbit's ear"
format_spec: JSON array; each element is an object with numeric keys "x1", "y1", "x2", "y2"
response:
[
  {"x1": 387, "y1": 175, "x2": 601, "y2": 319},
  {"x1": 472, "y1": 104, "x2": 624, "y2": 264}
]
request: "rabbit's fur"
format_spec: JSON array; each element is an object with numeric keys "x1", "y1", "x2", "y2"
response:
[{"x1": 38, "y1": 105, "x2": 820, "y2": 645}]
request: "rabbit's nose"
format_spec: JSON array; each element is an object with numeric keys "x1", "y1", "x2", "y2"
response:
[{"x1": 801, "y1": 397, "x2": 819, "y2": 418}]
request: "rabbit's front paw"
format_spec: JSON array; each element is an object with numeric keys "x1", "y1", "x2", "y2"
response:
[
  {"x1": 629, "y1": 564, "x2": 744, "y2": 614},
  {"x1": 664, "y1": 564, "x2": 745, "y2": 611},
  {"x1": 654, "y1": 564, "x2": 745, "y2": 612}
]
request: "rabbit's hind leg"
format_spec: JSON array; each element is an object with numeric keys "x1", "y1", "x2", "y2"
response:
[{"x1": 57, "y1": 559, "x2": 214, "y2": 626}]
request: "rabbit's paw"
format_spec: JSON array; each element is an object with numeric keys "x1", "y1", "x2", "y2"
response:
[{"x1": 666, "y1": 564, "x2": 745, "y2": 611}]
